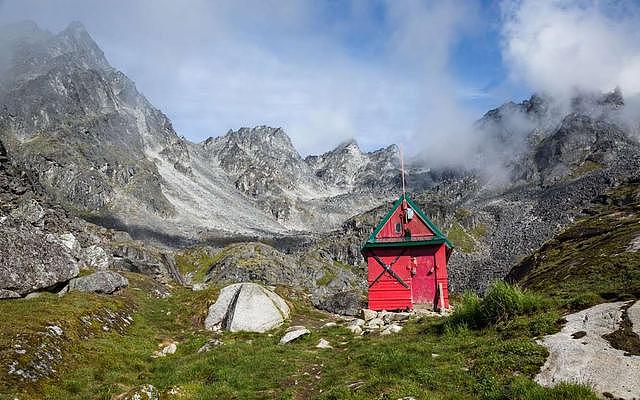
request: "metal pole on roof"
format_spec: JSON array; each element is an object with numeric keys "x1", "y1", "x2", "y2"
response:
[{"x1": 400, "y1": 144, "x2": 406, "y2": 198}]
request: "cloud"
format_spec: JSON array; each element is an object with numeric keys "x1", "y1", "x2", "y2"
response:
[
  {"x1": 501, "y1": 0, "x2": 640, "y2": 99},
  {"x1": 0, "y1": 0, "x2": 486, "y2": 156}
]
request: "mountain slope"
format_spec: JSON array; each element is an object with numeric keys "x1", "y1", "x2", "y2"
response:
[
  {"x1": 507, "y1": 178, "x2": 640, "y2": 305},
  {"x1": 0, "y1": 21, "x2": 402, "y2": 244}
]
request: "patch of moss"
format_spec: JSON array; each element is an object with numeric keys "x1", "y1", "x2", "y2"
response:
[
  {"x1": 470, "y1": 223, "x2": 488, "y2": 238},
  {"x1": 175, "y1": 247, "x2": 223, "y2": 283},
  {"x1": 316, "y1": 270, "x2": 336, "y2": 286},
  {"x1": 447, "y1": 223, "x2": 475, "y2": 253},
  {"x1": 569, "y1": 160, "x2": 604, "y2": 178}
]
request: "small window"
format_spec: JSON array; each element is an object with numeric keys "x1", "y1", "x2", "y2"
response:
[{"x1": 394, "y1": 222, "x2": 402, "y2": 233}]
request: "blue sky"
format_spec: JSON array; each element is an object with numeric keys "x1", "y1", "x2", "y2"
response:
[{"x1": 1, "y1": 0, "x2": 639, "y2": 156}]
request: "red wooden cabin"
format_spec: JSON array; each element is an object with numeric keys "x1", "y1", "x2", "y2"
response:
[{"x1": 361, "y1": 194, "x2": 453, "y2": 311}]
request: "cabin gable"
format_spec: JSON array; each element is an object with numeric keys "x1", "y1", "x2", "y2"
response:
[
  {"x1": 375, "y1": 202, "x2": 435, "y2": 240},
  {"x1": 366, "y1": 195, "x2": 453, "y2": 249}
]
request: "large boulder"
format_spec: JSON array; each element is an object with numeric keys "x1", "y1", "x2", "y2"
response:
[
  {"x1": 205, "y1": 283, "x2": 290, "y2": 333},
  {"x1": 69, "y1": 271, "x2": 128, "y2": 294},
  {"x1": 0, "y1": 224, "x2": 79, "y2": 295}
]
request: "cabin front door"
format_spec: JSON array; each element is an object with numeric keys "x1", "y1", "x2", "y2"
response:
[{"x1": 411, "y1": 255, "x2": 436, "y2": 304}]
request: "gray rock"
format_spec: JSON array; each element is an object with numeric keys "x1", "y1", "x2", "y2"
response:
[
  {"x1": 152, "y1": 342, "x2": 177, "y2": 358},
  {"x1": 313, "y1": 289, "x2": 366, "y2": 316},
  {"x1": 628, "y1": 301, "x2": 640, "y2": 336},
  {"x1": 347, "y1": 318, "x2": 365, "y2": 327},
  {"x1": 82, "y1": 245, "x2": 112, "y2": 270},
  {"x1": 316, "y1": 338, "x2": 333, "y2": 349},
  {"x1": 58, "y1": 233, "x2": 81, "y2": 255},
  {"x1": 381, "y1": 324, "x2": 403, "y2": 335},
  {"x1": 0, "y1": 224, "x2": 79, "y2": 295},
  {"x1": 346, "y1": 325, "x2": 363, "y2": 335},
  {"x1": 387, "y1": 312, "x2": 411, "y2": 322},
  {"x1": 346, "y1": 318, "x2": 365, "y2": 335},
  {"x1": 627, "y1": 235, "x2": 640, "y2": 252},
  {"x1": 366, "y1": 318, "x2": 384, "y2": 329},
  {"x1": 0, "y1": 289, "x2": 20, "y2": 299},
  {"x1": 378, "y1": 311, "x2": 391, "y2": 321},
  {"x1": 321, "y1": 322, "x2": 338, "y2": 329},
  {"x1": 192, "y1": 283, "x2": 208, "y2": 291},
  {"x1": 69, "y1": 271, "x2": 128, "y2": 294},
  {"x1": 10, "y1": 199, "x2": 45, "y2": 225},
  {"x1": 204, "y1": 283, "x2": 290, "y2": 333},
  {"x1": 360, "y1": 308, "x2": 377, "y2": 321},
  {"x1": 117, "y1": 384, "x2": 159, "y2": 400},
  {"x1": 279, "y1": 327, "x2": 310, "y2": 344}
]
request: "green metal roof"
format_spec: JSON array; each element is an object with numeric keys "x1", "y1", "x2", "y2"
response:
[{"x1": 363, "y1": 194, "x2": 454, "y2": 250}]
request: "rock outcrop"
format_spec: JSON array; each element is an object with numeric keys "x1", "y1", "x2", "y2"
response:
[
  {"x1": 204, "y1": 283, "x2": 290, "y2": 333},
  {"x1": 536, "y1": 301, "x2": 640, "y2": 399}
]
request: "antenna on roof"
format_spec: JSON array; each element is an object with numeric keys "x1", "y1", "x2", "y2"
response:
[{"x1": 400, "y1": 144, "x2": 406, "y2": 199}]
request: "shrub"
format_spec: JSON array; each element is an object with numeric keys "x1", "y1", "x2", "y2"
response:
[
  {"x1": 505, "y1": 376, "x2": 598, "y2": 400},
  {"x1": 448, "y1": 282, "x2": 549, "y2": 329}
]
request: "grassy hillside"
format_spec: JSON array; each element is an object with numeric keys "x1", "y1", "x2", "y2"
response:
[
  {"x1": 0, "y1": 273, "x2": 595, "y2": 400},
  {"x1": 508, "y1": 178, "x2": 640, "y2": 308}
]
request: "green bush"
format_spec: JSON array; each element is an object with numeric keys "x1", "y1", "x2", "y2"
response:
[
  {"x1": 448, "y1": 281, "x2": 550, "y2": 329},
  {"x1": 505, "y1": 376, "x2": 598, "y2": 400}
]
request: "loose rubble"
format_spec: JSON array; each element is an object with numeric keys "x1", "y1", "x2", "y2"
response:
[{"x1": 343, "y1": 308, "x2": 444, "y2": 335}]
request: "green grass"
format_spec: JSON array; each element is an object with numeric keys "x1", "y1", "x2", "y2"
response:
[
  {"x1": 316, "y1": 269, "x2": 336, "y2": 286},
  {"x1": 0, "y1": 275, "x2": 596, "y2": 400},
  {"x1": 447, "y1": 223, "x2": 476, "y2": 253}
]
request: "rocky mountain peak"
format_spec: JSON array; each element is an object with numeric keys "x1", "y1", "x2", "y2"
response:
[
  {"x1": 334, "y1": 139, "x2": 361, "y2": 154},
  {"x1": 207, "y1": 126, "x2": 298, "y2": 158},
  {"x1": 55, "y1": 21, "x2": 111, "y2": 71}
]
